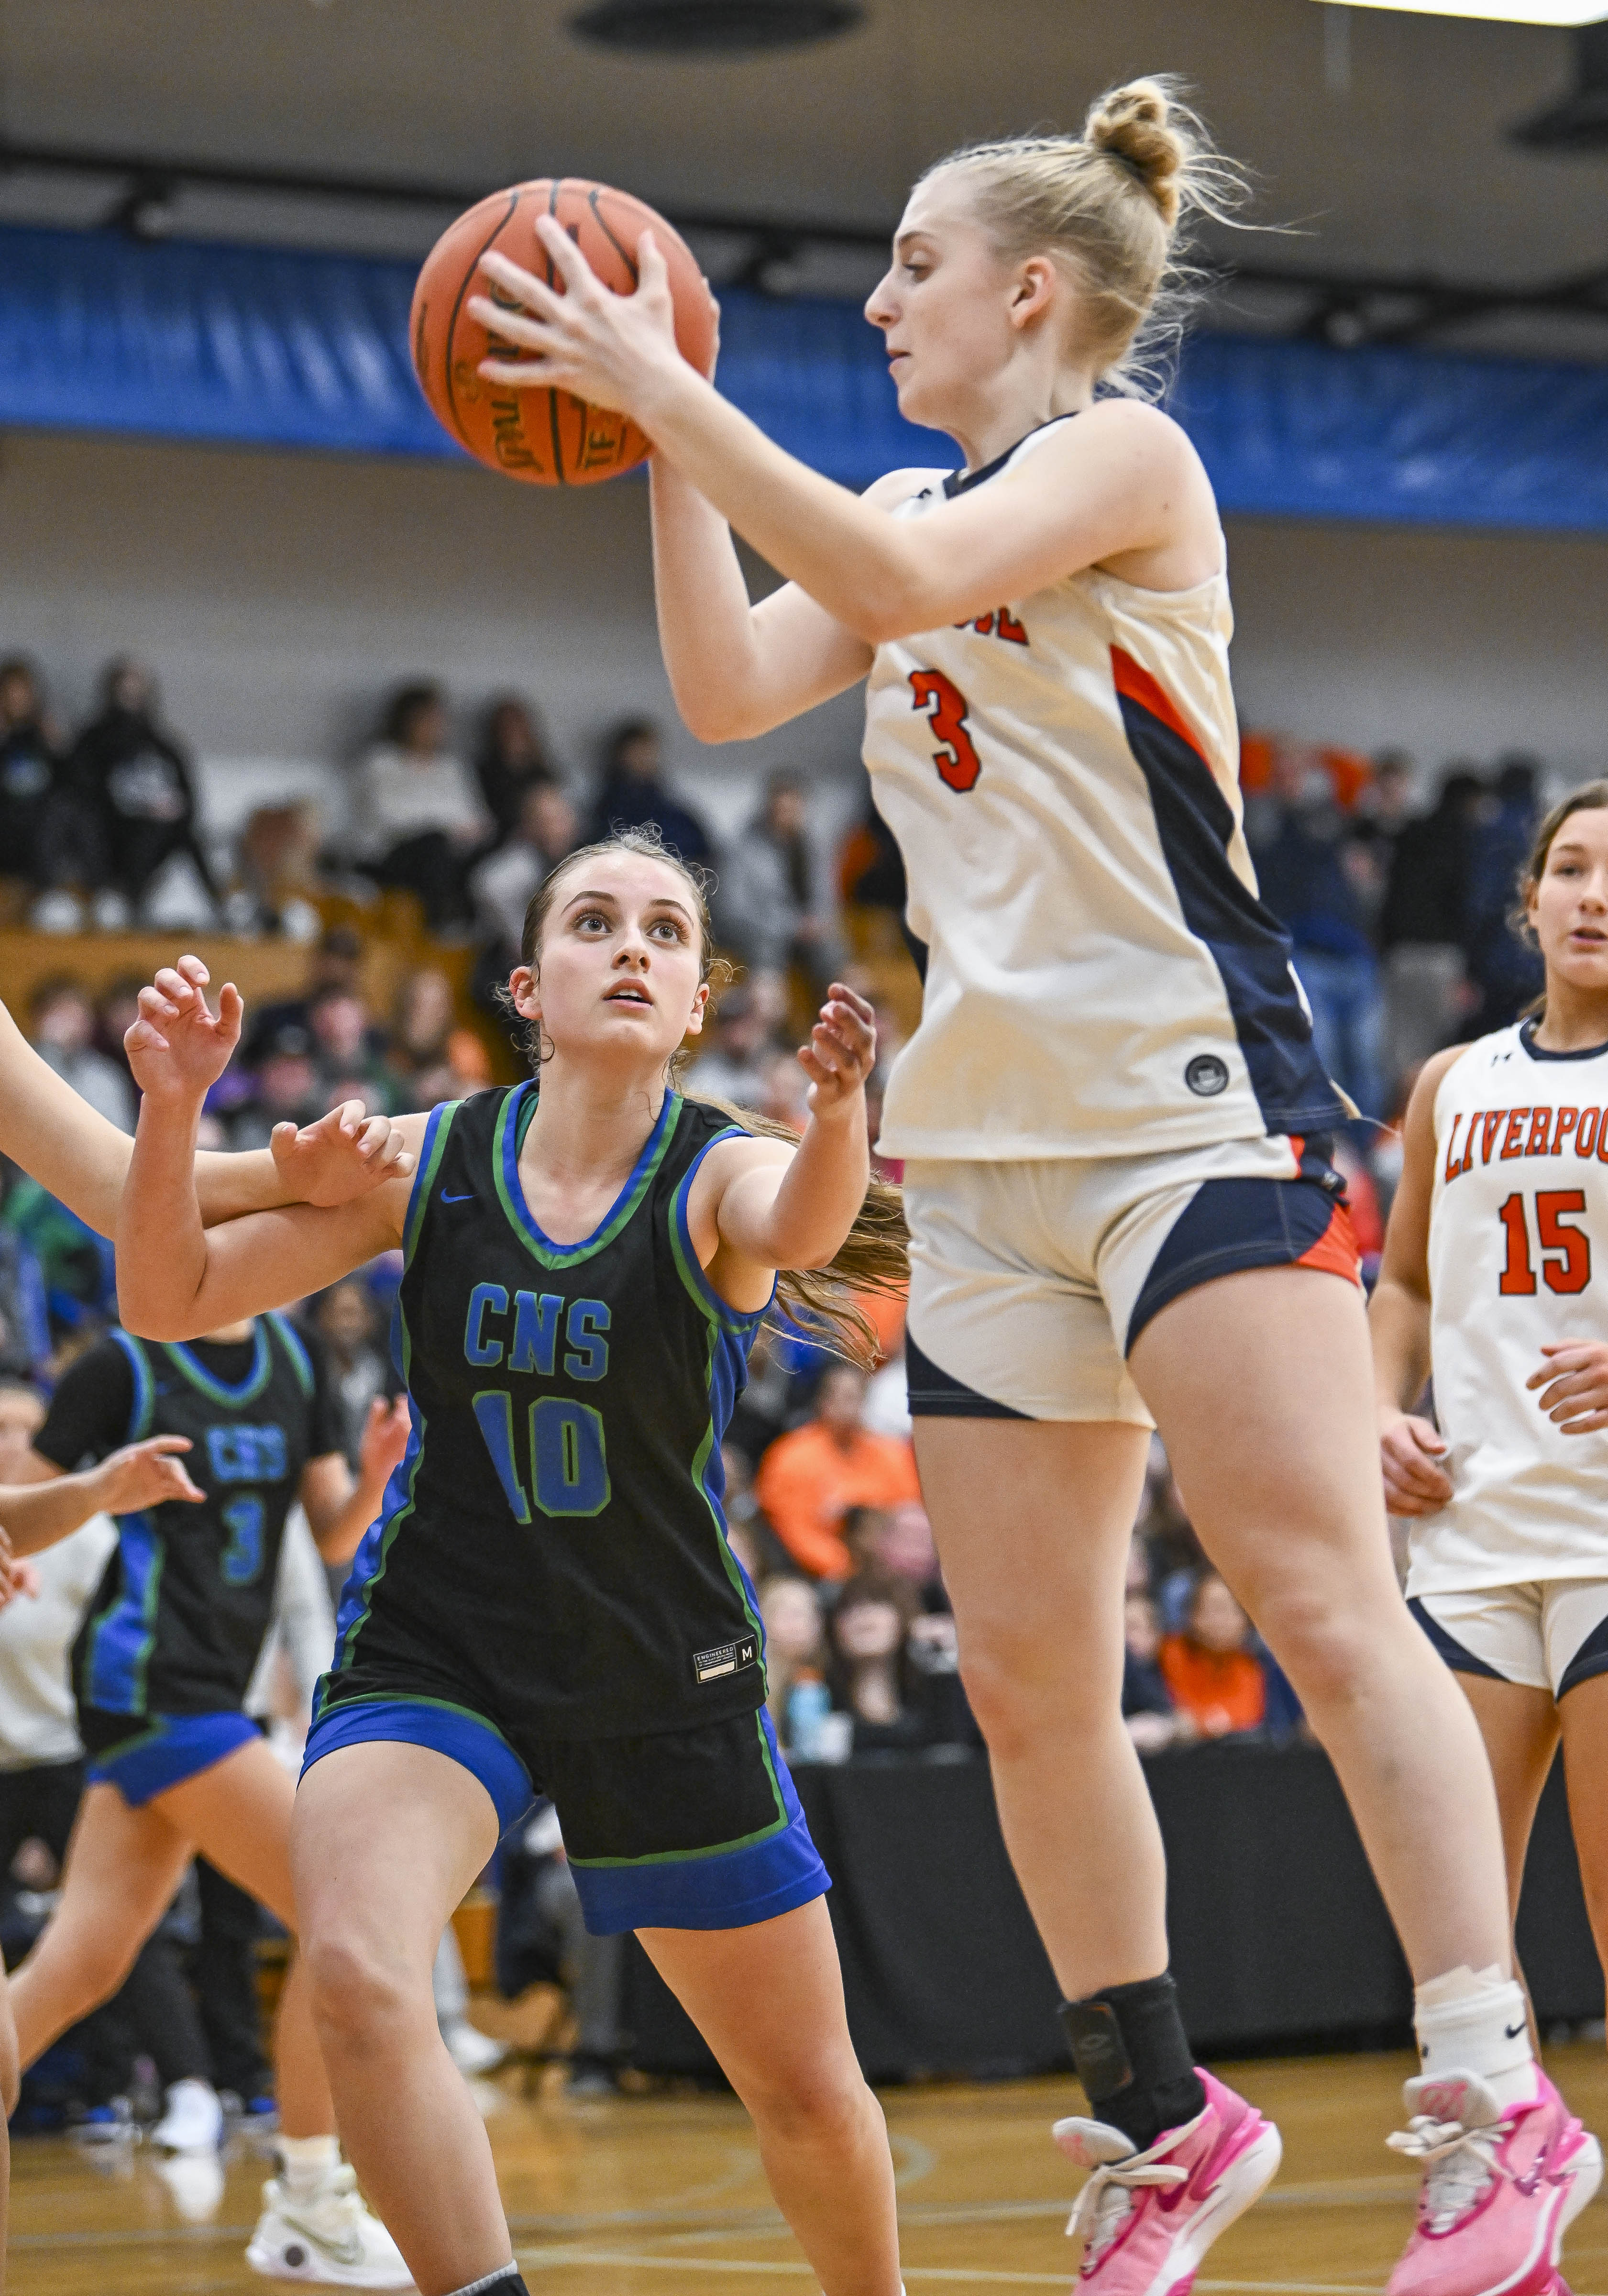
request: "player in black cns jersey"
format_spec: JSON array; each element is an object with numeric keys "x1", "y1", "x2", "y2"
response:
[
  {"x1": 114, "y1": 829, "x2": 910, "y2": 2296},
  {"x1": 0, "y1": 1310, "x2": 413, "y2": 2286}
]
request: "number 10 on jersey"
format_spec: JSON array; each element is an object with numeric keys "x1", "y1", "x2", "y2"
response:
[{"x1": 472, "y1": 1390, "x2": 611, "y2": 1519}]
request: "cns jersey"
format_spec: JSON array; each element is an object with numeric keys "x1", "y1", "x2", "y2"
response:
[
  {"x1": 1415, "y1": 1021, "x2": 1608, "y2": 1595},
  {"x1": 320, "y1": 1085, "x2": 769, "y2": 1741},
  {"x1": 72, "y1": 1316, "x2": 323, "y2": 1718},
  {"x1": 860, "y1": 417, "x2": 1344, "y2": 1161}
]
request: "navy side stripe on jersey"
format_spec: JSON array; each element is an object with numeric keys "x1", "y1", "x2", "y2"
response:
[{"x1": 1112, "y1": 647, "x2": 1346, "y2": 1137}]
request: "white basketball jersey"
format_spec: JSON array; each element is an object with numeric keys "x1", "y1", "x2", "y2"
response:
[
  {"x1": 1413, "y1": 1022, "x2": 1608, "y2": 1594},
  {"x1": 860, "y1": 418, "x2": 1344, "y2": 1161}
]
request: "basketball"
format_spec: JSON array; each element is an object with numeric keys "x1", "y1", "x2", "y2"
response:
[{"x1": 409, "y1": 178, "x2": 716, "y2": 486}]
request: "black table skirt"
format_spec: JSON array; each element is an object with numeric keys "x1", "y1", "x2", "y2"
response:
[{"x1": 621, "y1": 1742, "x2": 1603, "y2": 2081}]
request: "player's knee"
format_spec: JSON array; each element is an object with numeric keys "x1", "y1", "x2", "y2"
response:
[
  {"x1": 746, "y1": 2059, "x2": 878, "y2": 2154},
  {"x1": 302, "y1": 1926, "x2": 422, "y2": 2046},
  {"x1": 1254, "y1": 1584, "x2": 1373, "y2": 1711},
  {"x1": 958, "y1": 1632, "x2": 1112, "y2": 1760}
]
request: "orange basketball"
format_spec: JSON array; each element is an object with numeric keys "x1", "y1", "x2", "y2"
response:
[{"x1": 409, "y1": 177, "x2": 715, "y2": 486}]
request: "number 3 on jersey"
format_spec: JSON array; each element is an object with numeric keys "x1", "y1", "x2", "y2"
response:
[{"x1": 908, "y1": 669, "x2": 981, "y2": 793}]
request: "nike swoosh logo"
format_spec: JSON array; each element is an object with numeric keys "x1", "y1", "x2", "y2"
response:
[
  {"x1": 440, "y1": 1191, "x2": 474, "y2": 1204},
  {"x1": 1505, "y1": 2021, "x2": 1528, "y2": 2038}
]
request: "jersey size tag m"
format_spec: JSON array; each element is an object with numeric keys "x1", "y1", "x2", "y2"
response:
[{"x1": 693, "y1": 1635, "x2": 759, "y2": 1685}]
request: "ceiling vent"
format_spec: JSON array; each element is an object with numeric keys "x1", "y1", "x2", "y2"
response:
[
  {"x1": 1512, "y1": 22, "x2": 1608, "y2": 146},
  {"x1": 569, "y1": 0, "x2": 864, "y2": 53}
]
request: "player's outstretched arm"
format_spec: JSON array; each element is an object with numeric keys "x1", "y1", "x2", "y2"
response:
[
  {"x1": 0, "y1": 962, "x2": 412, "y2": 1240},
  {"x1": 0, "y1": 1437, "x2": 204, "y2": 1559},
  {"x1": 472, "y1": 224, "x2": 1213, "y2": 650},
  {"x1": 1370, "y1": 1046, "x2": 1468, "y2": 1516},
  {"x1": 689, "y1": 985, "x2": 877, "y2": 1307},
  {"x1": 116, "y1": 972, "x2": 416, "y2": 1341}
]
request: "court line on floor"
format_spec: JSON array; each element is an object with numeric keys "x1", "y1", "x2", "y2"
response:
[{"x1": 518, "y1": 2254, "x2": 1405, "y2": 2292}]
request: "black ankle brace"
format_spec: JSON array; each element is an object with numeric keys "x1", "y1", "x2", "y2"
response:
[{"x1": 1058, "y1": 1974, "x2": 1207, "y2": 2152}]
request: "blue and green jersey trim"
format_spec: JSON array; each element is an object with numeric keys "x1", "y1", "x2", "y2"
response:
[
  {"x1": 161, "y1": 1319, "x2": 274, "y2": 1408},
  {"x1": 492, "y1": 1082, "x2": 682, "y2": 1271}
]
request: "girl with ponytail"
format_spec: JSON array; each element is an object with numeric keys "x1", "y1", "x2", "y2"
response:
[
  {"x1": 465, "y1": 79, "x2": 1589, "y2": 2293},
  {"x1": 110, "y1": 832, "x2": 907, "y2": 2296}
]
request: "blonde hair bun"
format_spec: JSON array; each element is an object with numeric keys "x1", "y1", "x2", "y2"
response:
[{"x1": 1084, "y1": 77, "x2": 1190, "y2": 230}]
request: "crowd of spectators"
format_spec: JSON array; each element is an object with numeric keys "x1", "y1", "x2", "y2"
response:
[
  {"x1": 0, "y1": 651, "x2": 1577, "y2": 2123},
  {"x1": 1243, "y1": 735, "x2": 1547, "y2": 1126}
]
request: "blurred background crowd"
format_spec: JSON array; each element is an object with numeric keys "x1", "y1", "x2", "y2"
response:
[{"x1": 0, "y1": 645, "x2": 1561, "y2": 2139}]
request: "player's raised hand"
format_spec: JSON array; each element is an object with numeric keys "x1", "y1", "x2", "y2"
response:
[
  {"x1": 1528, "y1": 1340, "x2": 1608, "y2": 1435},
  {"x1": 797, "y1": 983, "x2": 877, "y2": 1123},
  {"x1": 358, "y1": 1392, "x2": 412, "y2": 1490},
  {"x1": 270, "y1": 1102, "x2": 417, "y2": 1207},
  {"x1": 125, "y1": 958, "x2": 242, "y2": 1102},
  {"x1": 470, "y1": 225, "x2": 687, "y2": 415},
  {"x1": 1379, "y1": 1410, "x2": 1454, "y2": 1515},
  {"x1": 91, "y1": 1435, "x2": 205, "y2": 1515}
]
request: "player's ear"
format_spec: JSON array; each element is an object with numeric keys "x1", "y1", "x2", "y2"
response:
[
  {"x1": 685, "y1": 982, "x2": 710, "y2": 1037},
  {"x1": 508, "y1": 964, "x2": 541, "y2": 1022},
  {"x1": 1009, "y1": 255, "x2": 1057, "y2": 331}
]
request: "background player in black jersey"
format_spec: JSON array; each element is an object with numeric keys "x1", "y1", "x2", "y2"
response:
[
  {"x1": 0, "y1": 1317, "x2": 413, "y2": 2287},
  {"x1": 0, "y1": 978, "x2": 414, "y2": 2289},
  {"x1": 114, "y1": 831, "x2": 907, "y2": 2296}
]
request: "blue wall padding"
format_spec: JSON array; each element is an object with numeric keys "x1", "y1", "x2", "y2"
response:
[{"x1": 1, "y1": 222, "x2": 1605, "y2": 530}]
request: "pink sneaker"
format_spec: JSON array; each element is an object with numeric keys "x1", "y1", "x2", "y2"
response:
[
  {"x1": 1385, "y1": 2069, "x2": 1602, "y2": 2296},
  {"x1": 1053, "y1": 2068, "x2": 1282, "y2": 2291}
]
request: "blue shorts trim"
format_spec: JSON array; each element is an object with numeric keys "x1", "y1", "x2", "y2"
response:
[
  {"x1": 301, "y1": 1696, "x2": 537, "y2": 1837},
  {"x1": 1126, "y1": 1149, "x2": 1358, "y2": 1354},
  {"x1": 568, "y1": 1718, "x2": 829, "y2": 1937},
  {"x1": 906, "y1": 1330, "x2": 1029, "y2": 1420},
  {"x1": 1561, "y1": 1612, "x2": 1608, "y2": 1700},
  {"x1": 1408, "y1": 1597, "x2": 1508, "y2": 1682},
  {"x1": 86, "y1": 1711, "x2": 263, "y2": 1807}
]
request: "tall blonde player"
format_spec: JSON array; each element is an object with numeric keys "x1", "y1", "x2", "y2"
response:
[
  {"x1": 1375, "y1": 785, "x2": 1608, "y2": 2041},
  {"x1": 468, "y1": 77, "x2": 1595, "y2": 2294}
]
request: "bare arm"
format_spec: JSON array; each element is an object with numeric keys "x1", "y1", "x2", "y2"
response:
[
  {"x1": 115, "y1": 971, "x2": 417, "y2": 1341},
  {"x1": 649, "y1": 457, "x2": 881, "y2": 743},
  {"x1": 687, "y1": 985, "x2": 876, "y2": 1308},
  {"x1": 297, "y1": 1395, "x2": 412, "y2": 1567},
  {"x1": 1369, "y1": 1046, "x2": 1467, "y2": 1514},
  {"x1": 0, "y1": 964, "x2": 411, "y2": 1240},
  {"x1": 476, "y1": 230, "x2": 1218, "y2": 647},
  {"x1": 0, "y1": 1436, "x2": 204, "y2": 1557}
]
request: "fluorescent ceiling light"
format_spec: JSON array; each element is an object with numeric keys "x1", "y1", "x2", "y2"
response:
[{"x1": 1321, "y1": 1, "x2": 1608, "y2": 22}]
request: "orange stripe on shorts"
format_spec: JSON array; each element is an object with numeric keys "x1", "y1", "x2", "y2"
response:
[{"x1": 1295, "y1": 1201, "x2": 1363, "y2": 1287}]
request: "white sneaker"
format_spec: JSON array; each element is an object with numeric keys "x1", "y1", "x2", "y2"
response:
[
  {"x1": 151, "y1": 2078, "x2": 224, "y2": 2154},
  {"x1": 442, "y1": 2017, "x2": 507, "y2": 2076},
  {"x1": 246, "y1": 2164, "x2": 414, "y2": 2286}
]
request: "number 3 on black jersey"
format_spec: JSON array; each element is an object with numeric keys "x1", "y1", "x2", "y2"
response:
[{"x1": 908, "y1": 669, "x2": 981, "y2": 793}]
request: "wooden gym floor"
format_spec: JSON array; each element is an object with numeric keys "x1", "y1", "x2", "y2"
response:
[{"x1": 11, "y1": 2041, "x2": 1608, "y2": 2294}]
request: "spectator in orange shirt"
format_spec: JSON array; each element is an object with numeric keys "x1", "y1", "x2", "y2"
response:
[
  {"x1": 754, "y1": 1365, "x2": 922, "y2": 1581},
  {"x1": 1159, "y1": 1572, "x2": 1267, "y2": 1740}
]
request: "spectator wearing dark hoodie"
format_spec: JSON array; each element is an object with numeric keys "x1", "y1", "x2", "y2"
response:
[
  {"x1": 0, "y1": 657, "x2": 64, "y2": 899},
  {"x1": 584, "y1": 718, "x2": 714, "y2": 868},
  {"x1": 51, "y1": 657, "x2": 219, "y2": 927}
]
